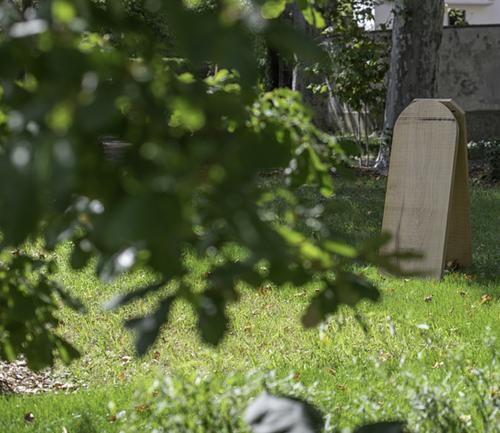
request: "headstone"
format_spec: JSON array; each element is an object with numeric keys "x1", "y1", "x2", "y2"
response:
[{"x1": 381, "y1": 99, "x2": 472, "y2": 279}]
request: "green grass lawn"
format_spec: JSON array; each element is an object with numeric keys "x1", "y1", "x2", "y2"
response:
[{"x1": 1, "y1": 178, "x2": 499, "y2": 433}]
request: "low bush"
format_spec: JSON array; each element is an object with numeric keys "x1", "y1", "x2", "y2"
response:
[
  {"x1": 119, "y1": 371, "x2": 318, "y2": 433},
  {"x1": 468, "y1": 140, "x2": 500, "y2": 181},
  {"x1": 118, "y1": 331, "x2": 499, "y2": 433}
]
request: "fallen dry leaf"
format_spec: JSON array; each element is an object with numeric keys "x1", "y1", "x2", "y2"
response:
[
  {"x1": 0, "y1": 358, "x2": 79, "y2": 395},
  {"x1": 135, "y1": 404, "x2": 148, "y2": 413},
  {"x1": 258, "y1": 284, "x2": 271, "y2": 295},
  {"x1": 480, "y1": 294, "x2": 493, "y2": 305}
]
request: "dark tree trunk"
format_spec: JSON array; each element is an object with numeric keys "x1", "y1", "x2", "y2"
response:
[
  {"x1": 290, "y1": 3, "x2": 309, "y2": 94},
  {"x1": 289, "y1": 3, "x2": 324, "y2": 111},
  {"x1": 267, "y1": 47, "x2": 281, "y2": 90},
  {"x1": 376, "y1": 0, "x2": 445, "y2": 171},
  {"x1": 384, "y1": 0, "x2": 445, "y2": 132}
]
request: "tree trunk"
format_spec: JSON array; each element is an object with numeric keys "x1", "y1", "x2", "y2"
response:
[
  {"x1": 267, "y1": 47, "x2": 281, "y2": 90},
  {"x1": 290, "y1": 3, "x2": 309, "y2": 94},
  {"x1": 376, "y1": 0, "x2": 445, "y2": 172},
  {"x1": 287, "y1": 3, "x2": 324, "y2": 128}
]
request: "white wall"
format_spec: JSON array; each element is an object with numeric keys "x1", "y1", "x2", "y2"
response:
[
  {"x1": 452, "y1": 3, "x2": 500, "y2": 25},
  {"x1": 374, "y1": 1, "x2": 500, "y2": 29},
  {"x1": 374, "y1": 3, "x2": 393, "y2": 29}
]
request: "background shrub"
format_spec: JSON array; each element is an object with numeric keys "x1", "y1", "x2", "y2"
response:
[{"x1": 468, "y1": 140, "x2": 500, "y2": 181}]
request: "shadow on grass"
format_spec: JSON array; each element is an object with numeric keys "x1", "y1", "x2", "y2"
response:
[
  {"x1": 313, "y1": 177, "x2": 499, "y2": 285},
  {"x1": 73, "y1": 415, "x2": 99, "y2": 433},
  {"x1": 469, "y1": 187, "x2": 500, "y2": 285}
]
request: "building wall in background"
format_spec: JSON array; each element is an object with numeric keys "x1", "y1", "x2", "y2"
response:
[
  {"x1": 375, "y1": 1, "x2": 500, "y2": 29},
  {"x1": 315, "y1": 25, "x2": 500, "y2": 141},
  {"x1": 438, "y1": 25, "x2": 500, "y2": 139}
]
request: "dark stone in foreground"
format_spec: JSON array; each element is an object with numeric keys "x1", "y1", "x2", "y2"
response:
[
  {"x1": 245, "y1": 393, "x2": 407, "y2": 433},
  {"x1": 245, "y1": 392, "x2": 323, "y2": 433}
]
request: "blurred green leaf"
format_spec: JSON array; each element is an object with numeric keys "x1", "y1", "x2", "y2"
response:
[
  {"x1": 297, "y1": 1, "x2": 326, "y2": 29},
  {"x1": 261, "y1": 0, "x2": 288, "y2": 19},
  {"x1": 0, "y1": 0, "x2": 406, "y2": 366},
  {"x1": 0, "y1": 253, "x2": 80, "y2": 369}
]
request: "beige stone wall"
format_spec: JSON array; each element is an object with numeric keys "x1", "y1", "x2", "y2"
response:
[{"x1": 438, "y1": 26, "x2": 500, "y2": 112}]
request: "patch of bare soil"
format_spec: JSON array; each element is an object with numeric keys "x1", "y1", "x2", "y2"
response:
[{"x1": 0, "y1": 359, "x2": 79, "y2": 395}]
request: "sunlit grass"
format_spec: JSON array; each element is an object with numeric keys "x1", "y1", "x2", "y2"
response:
[{"x1": 0, "y1": 178, "x2": 498, "y2": 432}]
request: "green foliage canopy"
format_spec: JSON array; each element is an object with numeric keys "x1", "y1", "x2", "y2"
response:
[
  {"x1": 321, "y1": 0, "x2": 388, "y2": 115},
  {"x1": 0, "y1": 0, "x2": 402, "y2": 369}
]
